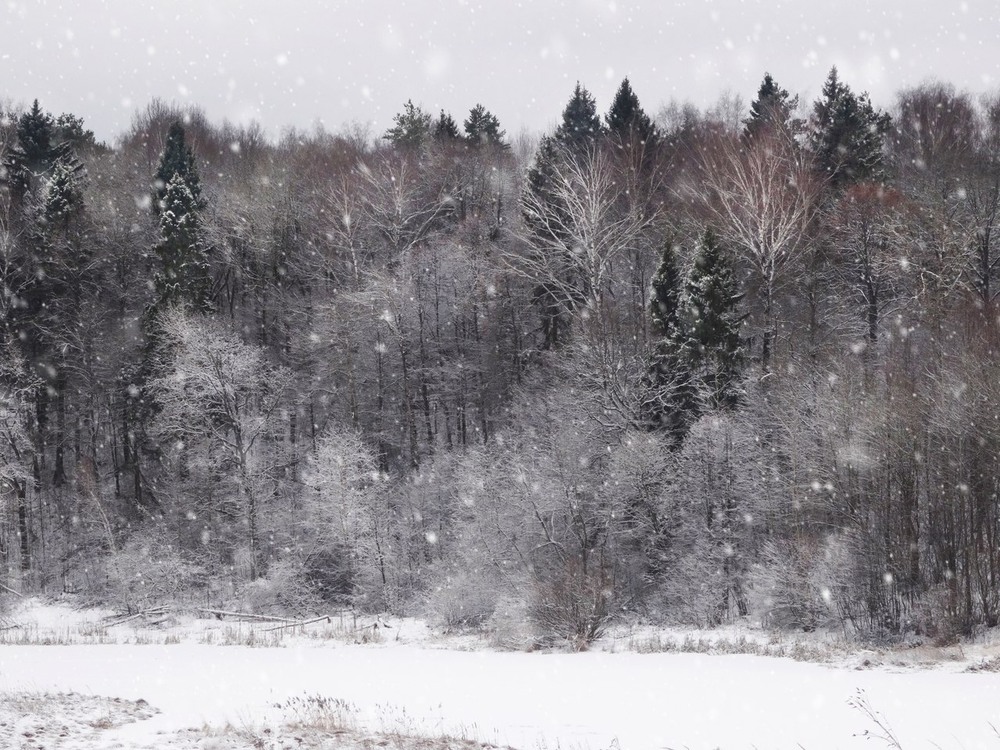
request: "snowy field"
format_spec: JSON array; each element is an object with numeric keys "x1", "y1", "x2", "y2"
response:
[{"x1": 2, "y1": 599, "x2": 1000, "y2": 749}]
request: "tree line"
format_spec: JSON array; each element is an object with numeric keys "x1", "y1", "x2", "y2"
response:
[{"x1": 1, "y1": 69, "x2": 998, "y2": 646}]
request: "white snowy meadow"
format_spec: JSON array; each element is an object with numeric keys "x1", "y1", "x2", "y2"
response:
[{"x1": 3, "y1": 598, "x2": 1000, "y2": 749}]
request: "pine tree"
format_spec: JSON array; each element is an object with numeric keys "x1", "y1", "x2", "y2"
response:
[
  {"x1": 744, "y1": 73, "x2": 801, "y2": 141},
  {"x1": 434, "y1": 110, "x2": 461, "y2": 142},
  {"x1": 605, "y1": 78, "x2": 657, "y2": 146},
  {"x1": 682, "y1": 229, "x2": 746, "y2": 411},
  {"x1": 809, "y1": 67, "x2": 892, "y2": 189},
  {"x1": 52, "y1": 112, "x2": 102, "y2": 154},
  {"x1": 555, "y1": 82, "x2": 603, "y2": 152},
  {"x1": 463, "y1": 104, "x2": 507, "y2": 148},
  {"x1": 383, "y1": 100, "x2": 432, "y2": 149}
]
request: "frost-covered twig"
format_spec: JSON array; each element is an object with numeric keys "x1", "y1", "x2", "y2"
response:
[{"x1": 849, "y1": 688, "x2": 902, "y2": 749}]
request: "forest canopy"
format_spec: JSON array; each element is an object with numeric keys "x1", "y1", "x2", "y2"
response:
[{"x1": 1, "y1": 71, "x2": 998, "y2": 646}]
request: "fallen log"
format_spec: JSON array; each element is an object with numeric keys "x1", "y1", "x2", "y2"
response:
[
  {"x1": 197, "y1": 609, "x2": 296, "y2": 623},
  {"x1": 104, "y1": 607, "x2": 170, "y2": 628},
  {"x1": 263, "y1": 614, "x2": 333, "y2": 632}
]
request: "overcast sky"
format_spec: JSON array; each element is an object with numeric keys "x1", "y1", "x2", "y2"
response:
[{"x1": 3, "y1": 0, "x2": 999, "y2": 144}]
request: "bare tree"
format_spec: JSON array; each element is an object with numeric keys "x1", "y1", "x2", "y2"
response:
[
  {"x1": 513, "y1": 143, "x2": 656, "y2": 330},
  {"x1": 693, "y1": 127, "x2": 821, "y2": 370},
  {"x1": 827, "y1": 184, "x2": 914, "y2": 350},
  {"x1": 149, "y1": 309, "x2": 292, "y2": 581}
]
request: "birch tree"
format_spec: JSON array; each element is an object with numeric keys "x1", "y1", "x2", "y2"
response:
[{"x1": 149, "y1": 309, "x2": 291, "y2": 580}]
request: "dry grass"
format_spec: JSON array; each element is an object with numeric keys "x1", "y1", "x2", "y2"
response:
[{"x1": 626, "y1": 632, "x2": 838, "y2": 662}]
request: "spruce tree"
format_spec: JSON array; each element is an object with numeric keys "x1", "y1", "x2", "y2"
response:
[
  {"x1": 646, "y1": 240, "x2": 697, "y2": 442},
  {"x1": 153, "y1": 121, "x2": 203, "y2": 216},
  {"x1": 682, "y1": 229, "x2": 746, "y2": 411},
  {"x1": 744, "y1": 73, "x2": 801, "y2": 141},
  {"x1": 150, "y1": 122, "x2": 211, "y2": 311},
  {"x1": 6, "y1": 100, "x2": 58, "y2": 199},
  {"x1": 554, "y1": 82, "x2": 603, "y2": 152},
  {"x1": 650, "y1": 241, "x2": 684, "y2": 340},
  {"x1": 463, "y1": 104, "x2": 507, "y2": 148},
  {"x1": 809, "y1": 67, "x2": 892, "y2": 189},
  {"x1": 42, "y1": 155, "x2": 85, "y2": 230},
  {"x1": 606, "y1": 78, "x2": 657, "y2": 146},
  {"x1": 154, "y1": 174, "x2": 212, "y2": 310}
]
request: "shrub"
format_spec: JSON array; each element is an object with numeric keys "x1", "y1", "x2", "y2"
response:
[
  {"x1": 528, "y1": 559, "x2": 612, "y2": 650},
  {"x1": 102, "y1": 532, "x2": 205, "y2": 613},
  {"x1": 236, "y1": 557, "x2": 323, "y2": 617}
]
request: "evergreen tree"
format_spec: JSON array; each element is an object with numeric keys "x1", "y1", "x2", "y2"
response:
[
  {"x1": 463, "y1": 104, "x2": 507, "y2": 148},
  {"x1": 6, "y1": 100, "x2": 58, "y2": 199},
  {"x1": 645, "y1": 240, "x2": 697, "y2": 442},
  {"x1": 554, "y1": 82, "x2": 603, "y2": 152},
  {"x1": 682, "y1": 229, "x2": 746, "y2": 411},
  {"x1": 154, "y1": 173, "x2": 212, "y2": 310},
  {"x1": 42, "y1": 155, "x2": 85, "y2": 230},
  {"x1": 809, "y1": 67, "x2": 892, "y2": 189},
  {"x1": 153, "y1": 121, "x2": 202, "y2": 215},
  {"x1": 744, "y1": 73, "x2": 801, "y2": 141},
  {"x1": 649, "y1": 241, "x2": 684, "y2": 340},
  {"x1": 605, "y1": 78, "x2": 657, "y2": 146},
  {"x1": 520, "y1": 82, "x2": 604, "y2": 348},
  {"x1": 383, "y1": 100, "x2": 433, "y2": 149},
  {"x1": 52, "y1": 112, "x2": 103, "y2": 154},
  {"x1": 434, "y1": 110, "x2": 461, "y2": 142}
]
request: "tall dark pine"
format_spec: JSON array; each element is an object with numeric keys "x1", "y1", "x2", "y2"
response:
[
  {"x1": 554, "y1": 82, "x2": 603, "y2": 152},
  {"x1": 649, "y1": 241, "x2": 684, "y2": 340},
  {"x1": 434, "y1": 111, "x2": 461, "y2": 142},
  {"x1": 151, "y1": 122, "x2": 211, "y2": 311},
  {"x1": 153, "y1": 122, "x2": 202, "y2": 215},
  {"x1": 646, "y1": 241, "x2": 697, "y2": 442},
  {"x1": 606, "y1": 78, "x2": 657, "y2": 146},
  {"x1": 809, "y1": 67, "x2": 892, "y2": 189},
  {"x1": 6, "y1": 100, "x2": 58, "y2": 200},
  {"x1": 682, "y1": 229, "x2": 746, "y2": 411},
  {"x1": 744, "y1": 73, "x2": 800, "y2": 141}
]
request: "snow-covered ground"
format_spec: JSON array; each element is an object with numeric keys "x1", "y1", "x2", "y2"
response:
[{"x1": 2, "y1": 598, "x2": 1000, "y2": 749}]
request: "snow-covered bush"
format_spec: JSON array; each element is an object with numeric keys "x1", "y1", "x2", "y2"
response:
[
  {"x1": 101, "y1": 532, "x2": 205, "y2": 613},
  {"x1": 752, "y1": 538, "x2": 839, "y2": 630},
  {"x1": 422, "y1": 565, "x2": 500, "y2": 630},
  {"x1": 235, "y1": 557, "x2": 323, "y2": 617},
  {"x1": 528, "y1": 560, "x2": 612, "y2": 650},
  {"x1": 487, "y1": 593, "x2": 534, "y2": 650}
]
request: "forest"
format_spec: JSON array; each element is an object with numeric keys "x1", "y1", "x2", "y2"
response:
[{"x1": 1, "y1": 68, "x2": 999, "y2": 649}]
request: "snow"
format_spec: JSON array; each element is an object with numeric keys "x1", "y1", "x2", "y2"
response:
[{"x1": 2, "y1": 599, "x2": 1000, "y2": 749}]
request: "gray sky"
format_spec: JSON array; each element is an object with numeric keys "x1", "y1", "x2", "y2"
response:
[{"x1": 3, "y1": 0, "x2": 999, "y2": 144}]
